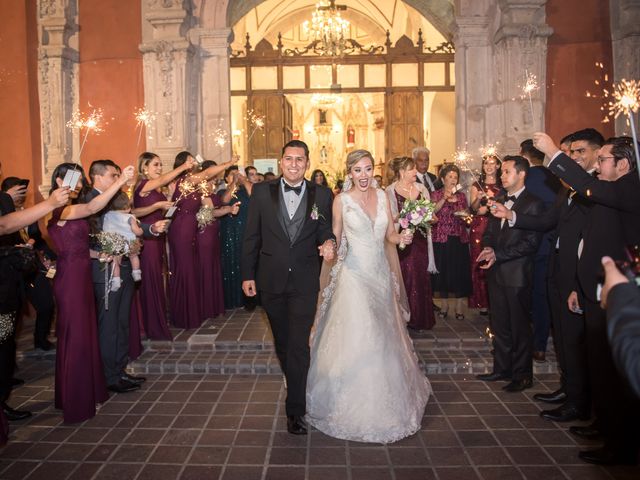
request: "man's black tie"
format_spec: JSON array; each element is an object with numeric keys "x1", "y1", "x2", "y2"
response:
[
  {"x1": 284, "y1": 183, "x2": 302, "y2": 195},
  {"x1": 506, "y1": 195, "x2": 517, "y2": 203}
]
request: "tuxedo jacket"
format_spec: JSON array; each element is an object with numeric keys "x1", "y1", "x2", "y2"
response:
[
  {"x1": 241, "y1": 178, "x2": 334, "y2": 295},
  {"x1": 482, "y1": 189, "x2": 543, "y2": 287},
  {"x1": 548, "y1": 153, "x2": 640, "y2": 302},
  {"x1": 416, "y1": 172, "x2": 439, "y2": 191},
  {"x1": 524, "y1": 165, "x2": 562, "y2": 257},
  {"x1": 514, "y1": 186, "x2": 591, "y2": 287},
  {"x1": 607, "y1": 282, "x2": 640, "y2": 398}
]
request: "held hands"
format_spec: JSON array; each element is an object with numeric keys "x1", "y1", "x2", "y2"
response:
[
  {"x1": 318, "y1": 239, "x2": 336, "y2": 261},
  {"x1": 242, "y1": 280, "x2": 257, "y2": 297},
  {"x1": 476, "y1": 247, "x2": 496, "y2": 269},
  {"x1": 48, "y1": 186, "x2": 71, "y2": 207},
  {"x1": 532, "y1": 132, "x2": 560, "y2": 158},
  {"x1": 599, "y1": 256, "x2": 629, "y2": 309}
]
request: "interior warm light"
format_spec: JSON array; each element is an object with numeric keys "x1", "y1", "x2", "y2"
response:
[{"x1": 303, "y1": 1, "x2": 349, "y2": 57}]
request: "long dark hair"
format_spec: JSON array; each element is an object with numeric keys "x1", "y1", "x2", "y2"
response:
[
  {"x1": 480, "y1": 155, "x2": 502, "y2": 187},
  {"x1": 311, "y1": 169, "x2": 329, "y2": 187},
  {"x1": 49, "y1": 162, "x2": 90, "y2": 204}
]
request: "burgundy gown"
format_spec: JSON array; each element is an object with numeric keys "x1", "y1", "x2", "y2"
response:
[
  {"x1": 395, "y1": 191, "x2": 436, "y2": 330},
  {"x1": 468, "y1": 183, "x2": 502, "y2": 309},
  {"x1": 48, "y1": 207, "x2": 108, "y2": 423},
  {"x1": 168, "y1": 178, "x2": 202, "y2": 329},
  {"x1": 197, "y1": 193, "x2": 225, "y2": 319},
  {"x1": 134, "y1": 179, "x2": 172, "y2": 340}
]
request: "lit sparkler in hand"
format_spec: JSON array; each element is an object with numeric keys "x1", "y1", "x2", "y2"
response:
[
  {"x1": 134, "y1": 107, "x2": 157, "y2": 148},
  {"x1": 520, "y1": 70, "x2": 539, "y2": 121},
  {"x1": 608, "y1": 79, "x2": 640, "y2": 179},
  {"x1": 66, "y1": 107, "x2": 104, "y2": 162},
  {"x1": 453, "y1": 148, "x2": 482, "y2": 191},
  {"x1": 480, "y1": 144, "x2": 500, "y2": 160},
  {"x1": 211, "y1": 128, "x2": 229, "y2": 148}
]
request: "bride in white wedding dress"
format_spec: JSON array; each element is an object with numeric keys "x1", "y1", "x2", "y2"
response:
[{"x1": 306, "y1": 149, "x2": 431, "y2": 443}]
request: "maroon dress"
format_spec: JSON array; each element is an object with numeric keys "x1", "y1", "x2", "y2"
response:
[
  {"x1": 48, "y1": 207, "x2": 108, "y2": 423},
  {"x1": 468, "y1": 183, "x2": 502, "y2": 309},
  {"x1": 168, "y1": 178, "x2": 202, "y2": 329},
  {"x1": 134, "y1": 179, "x2": 172, "y2": 340},
  {"x1": 197, "y1": 193, "x2": 225, "y2": 319},
  {"x1": 395, "y1": 191, "x2": 436, "y2": 330}
]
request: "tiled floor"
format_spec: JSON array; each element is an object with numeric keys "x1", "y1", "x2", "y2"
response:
[{"x1": 4, "y1": 308, "x2": 636, "y2": 479}]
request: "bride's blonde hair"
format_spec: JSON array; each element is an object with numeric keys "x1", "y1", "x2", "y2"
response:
[{"x1": 346, "y1": 149, "x2": 374, "y2": 172}]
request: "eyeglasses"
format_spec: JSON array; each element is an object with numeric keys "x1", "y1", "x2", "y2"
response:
[{"x1": 597, "y1": 156, "x2": 616, "y2": 163}]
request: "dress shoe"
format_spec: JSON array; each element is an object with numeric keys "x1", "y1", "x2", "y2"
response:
[
  {"x1": 540, "y1": 404, "x2": 590, "y2": 422},
  {"x1": 578, "y1": 446, "x2": 637, "y2": 466},
  {"x1": 287, "y1": 415, "x2": 308, "y2": 435},
  {"x1": 476, "y1": 372, "x2": 511, "y2": 382},
  {"x1": 502, "y1": 378, "x2": 533, "y2": 392},
  {"x1": 107, "y1": 379, "x2": 140, "y2": 393},
  {"x1": 533, "y1": 388, "x2": 566, "y2": 404},
  {"x1": 121, "y1": 372, "x2": 146, "y2": 385},
  {"x1": 10, "y1": 378, "x2": 25, "y2": 387},
  {"x1": 34, "y1": 339, "x2": 54, "y2": 351},
  {"x1": 1, "y1": 402, "x2": 32, "y2": 421},
  {"x1": 569, "y1": 424, "x2": 602, "y2": 439},
  {"x1": 532, "y1": 351, "x2": 546, "y2": 363}
]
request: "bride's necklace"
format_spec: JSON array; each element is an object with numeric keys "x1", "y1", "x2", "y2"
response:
[{"x1": 356, "y1": 188, "x2": 370, "y2": 208}]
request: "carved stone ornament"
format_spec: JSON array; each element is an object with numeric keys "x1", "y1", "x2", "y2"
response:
[{"x1": 39, "y1": 0, "x2": 59, "y2": 18}]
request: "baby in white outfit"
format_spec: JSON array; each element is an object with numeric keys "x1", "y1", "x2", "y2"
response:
[{"x1": 103, "y1": 191, "x2": 144, "y2": 291}]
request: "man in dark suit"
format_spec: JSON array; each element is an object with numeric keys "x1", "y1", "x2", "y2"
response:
[
  {"x1": 476, "y1": 155, "x2": 543, "y2": 392},
  {"x1": 242, "y1": 140, "x2": 335, "y2": 435},
  {"x1": 534, "y1": 132, "x2": 640, "y2": 465},
  {"x1": 492, "y1": 129, "x2": 603, "y2": 422},
  {"x1": 519, "y1": 140, "x2": 562, "y2": 363},
  {"x1": 87, "y1": 160, "x2": 167, "y2": 394},
  {"x1": 412, "y1": 147, "x2": 439, "y2": 192}
]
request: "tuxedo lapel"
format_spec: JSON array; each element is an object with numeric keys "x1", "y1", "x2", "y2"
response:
[
  {"x1": 304, "y1": 180, "x2": 316, "y2": 223},
  {"x1": 270, "y1": 181, "x2": 289, "y2": 241}
]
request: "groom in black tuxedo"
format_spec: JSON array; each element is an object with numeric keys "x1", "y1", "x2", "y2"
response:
[
  {"x1": 477, "y1": 155, "x2": 543, "y2": 392},
  {"x1": 242, "y1": 140, "x2": 335, "y2": 435}
]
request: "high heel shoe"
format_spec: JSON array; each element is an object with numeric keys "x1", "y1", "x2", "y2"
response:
[
  {"x1": 455, "y1": 313, "x2": 465, "y2": 320},
  {"x1": 437, "y1": 310, "x2": 448, "y2": 318}
]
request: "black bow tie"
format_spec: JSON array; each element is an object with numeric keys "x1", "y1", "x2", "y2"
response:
[
  {"x1": 506, "y1": 195, "x2": 517, "y2": 203},
  {"x1": 284, "y1": 182, "x2": 302, "y2": 195}
]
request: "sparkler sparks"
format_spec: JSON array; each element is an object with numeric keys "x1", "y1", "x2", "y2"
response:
[
  {"x1": 607, "y1": 79, "x2": 640, "y2": 180},
  {"x1": 66, "y1": 107, "x2": 105, "y2": 161},
  {"x1": 134, "y1": 107, "x2": 156, "y2": 148},
  {"x1": 246, "y1": 109, "x2": 266, "y2": 143},
  {"x1": 480, "y1": 144, "x2": 499, "y2": 159},
  {"x1": 519, "y1": 70, "x2": 539, "y2": 121}
]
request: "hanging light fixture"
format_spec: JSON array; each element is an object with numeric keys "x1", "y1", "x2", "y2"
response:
[{"x1": 303, "y1": 1, "x2": 349, "y2": 57}]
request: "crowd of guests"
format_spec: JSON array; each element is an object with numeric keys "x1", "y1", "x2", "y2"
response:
[{"x1": 0, "y1": 133, "x2": 639, "y2": 466}]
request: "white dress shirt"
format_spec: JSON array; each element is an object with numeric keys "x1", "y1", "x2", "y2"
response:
[{"x1": 281, "y1": 179, "x2": 306, "y2": 219}]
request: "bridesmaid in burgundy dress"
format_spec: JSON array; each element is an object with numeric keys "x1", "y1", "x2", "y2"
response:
[
  {"x1": 168, "y1": 152, "x2": 235, "y2": 329},
  {"x1": 196, "y1": 161, "x2": 240, "y2": 319},
  {"x1": 387, "y1": 156, "x2": 438, "y2": 332},
  {"x1": 133, "y1": 152, "x2": 194, "y2": 340},
  {"x1": 48, "y1": 163, "x2": 134, "y2": 423},
  {"x1": 468, "y1": 155, "x2": 502, "y2": 314}
]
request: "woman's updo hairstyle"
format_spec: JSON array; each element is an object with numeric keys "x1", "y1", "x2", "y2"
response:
[
  {"x1": 388, "y1": 156, "x2": 415, "y2": 181},
  {"x1": 346, "y1": 149, "x2": 374, "y2": 172}
]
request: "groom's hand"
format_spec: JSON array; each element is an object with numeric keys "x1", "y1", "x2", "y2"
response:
[
  {"x1": 242, "y1": 280, "x2": 257, "y2": 297},
  {"x1": 319, "y1": 239, "x2": 336, "y2": 261}
]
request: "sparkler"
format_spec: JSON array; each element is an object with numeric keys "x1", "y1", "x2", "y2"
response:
[
  {"x1": 453, "y1": 148, "x2": 483, "y2": 191},
  {"x1": 480, "y1": 144, "x2": 499, "y2": 160},
  {"x1": 66, "y1": 108, "x2": 104, "y2": 162},
  {"x1": 608, "y1": 79, "x2": 640, "y2": 180},
  {"x1": 211, "y1": 127, "x2": 229, "y2": 148},
  {"x1": 134, "y1": 107, "x2": 156, "y2": 148},
  {"x1": 246, "y1": 109, "x2": 266, "y2": 143},
  {"x1": 520, "y1": 70, "x2": 539, "y2": 121}
]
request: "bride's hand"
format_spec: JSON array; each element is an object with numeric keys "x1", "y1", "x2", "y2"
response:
[{"x1": 400, "y1": 229, "x2": 413, "y2": 245}]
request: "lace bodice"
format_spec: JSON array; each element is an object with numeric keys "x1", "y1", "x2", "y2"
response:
[{"x1": 340, "y1": 189, "x2": 388, "y2": 269}]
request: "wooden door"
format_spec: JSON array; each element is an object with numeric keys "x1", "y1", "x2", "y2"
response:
[
  {"x1": 386, "y1": 92, "x2": 423, "y2": 160},
  {"x1": 248, "y1": 94, "x2": 292, "y2": 164}
]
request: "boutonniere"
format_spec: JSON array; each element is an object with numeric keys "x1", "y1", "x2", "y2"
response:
[{"x1": 310, "y1": 203, "x2": 324, "y2": 221}]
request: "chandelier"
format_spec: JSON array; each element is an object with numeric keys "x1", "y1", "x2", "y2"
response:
[
  {"x1": 310, "y1": 93, "x2": 344, "y2": 107},
  {"x1": 304, "y1": 1, "x2": 349, "y2": 57}
]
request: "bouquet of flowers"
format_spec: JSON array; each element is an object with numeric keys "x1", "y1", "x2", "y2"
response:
[
  {"x1": 196, "y1": 205, "x2": 215, "y2": 231},
  {"x1": 398, "y1": 197, "x2": 436, "y2": 250},
  {"x1": 92, "y1": 232, "x2": 129, "y2": 257}
]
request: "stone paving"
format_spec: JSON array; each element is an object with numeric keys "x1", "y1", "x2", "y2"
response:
[{"x1": 3, "y1": 308, "x2": 637, "y2": 480}]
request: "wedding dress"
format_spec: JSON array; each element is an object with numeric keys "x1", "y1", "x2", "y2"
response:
[{"x1": 306, "y1": 188, "x2": 431, "y2": 443}]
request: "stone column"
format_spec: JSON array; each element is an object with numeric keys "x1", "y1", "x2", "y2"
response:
[
  {"x1": 190, "y1": 27, "x2": 233, "y2": 164},
  {"x1": 492, "y1": 0, "x2": 553, "y2": 151},
  {"x1": 37, "y1": 0, "x2": 79, "y2": 195},
  {"x1": 610, "y1": 0, "x2": 640, "y2": 135},
  {"x1": 454, "y1": 0, "x2": 493, "y2": 158},
  {"x1": 140, "y1": 0, "x2": 196, "y2": 167}
]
